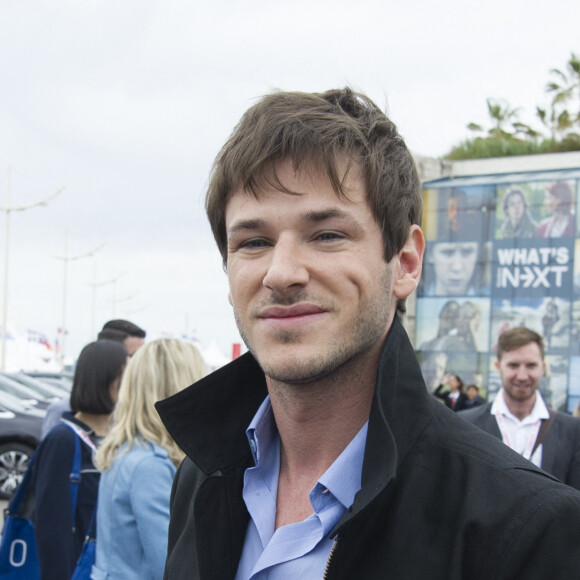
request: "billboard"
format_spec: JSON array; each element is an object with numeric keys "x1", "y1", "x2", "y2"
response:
[{"x1": 416, "y1": 172, "x2": 580, "y2": 412}]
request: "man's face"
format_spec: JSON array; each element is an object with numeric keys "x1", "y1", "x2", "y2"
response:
[
  {"x1": 123, "y1": 336, "x2": 144, "y2": 356},
  {"x1": 466, "y1": 386, "x2": 478, "y2": 400},
  {"x1": 495, "y1": 342, "x2": 546, "y2": 404},
  {"x1": 506, "y1": 194, "x2": 525, "y2": 225},
  {"x1": 447, "y1": 198, "x2": 458, "y2": 222},
  {"x1": 431, "y1": 242, "x2": 478, "y2": 295},
  {"x1": 225, "y1": 159, "x2": 401, "y2": 384}
]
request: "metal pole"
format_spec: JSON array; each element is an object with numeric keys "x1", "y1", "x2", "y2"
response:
[
  {"x1": 60, "y1": 231, "x2": 68, "y2": 365},
  {"x1": 91, "y1": 257, "x2": 96, "y2": 339},
  {"x1": 0, "y1": 166, "x2": 11, "y2": 371},
  {"x1": 54, "y1": 238, "x2": 104, "y2": 366},
  {"x1": 0, "y1": 169, "x2": 63, "y2": 370}
]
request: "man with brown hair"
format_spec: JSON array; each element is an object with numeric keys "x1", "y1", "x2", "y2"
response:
[
  {"x1": 461, "y1": 326, "x2": 580, "y2": 490},
  {"x1": 157, "y1": 89, "x2": 580, "y2": 579}
]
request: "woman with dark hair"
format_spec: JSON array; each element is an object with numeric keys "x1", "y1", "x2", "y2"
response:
[
  {"x1": 31, "y1": 340, "x2": 127, "y2": 580},
  {"x1": 538, "y1": 181, "x2": 575, "y2": 238},
  {"x1": 433, "y1": 374, "x2": 468, "y2": 412}
]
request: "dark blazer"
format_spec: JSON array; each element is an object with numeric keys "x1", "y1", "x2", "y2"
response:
[
  {"x1": 157, "y1": 317, "x2": 580, "y2": 579},
  {"x1": 459, "y1": 402, "x2": 580, "y2": 490}
]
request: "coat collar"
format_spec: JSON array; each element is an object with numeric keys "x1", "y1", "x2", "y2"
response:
[{"x1": 156, "y1": 316, "x2": 434, "y2": 496}]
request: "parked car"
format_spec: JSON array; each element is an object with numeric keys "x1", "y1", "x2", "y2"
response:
[
  {"x1": 0, "y1": 402, "x2": 42, "y2": 499},
  {"x1": 0, "y1": 373, "x2": 58, "y2": 412},
  {"x1": 0, "y1": 387, "x2": 45, "y2": 418},
  {"x1": 7, "y1": 372, "x2": 69, "y2": 399},
  {"x1": 25, "y1": 371, "x2": 73, "y2": 392}
]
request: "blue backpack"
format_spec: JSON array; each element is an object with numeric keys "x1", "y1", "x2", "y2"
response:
[{"x1": 0, "y1": 424, "x2": 91, "y2": 579}]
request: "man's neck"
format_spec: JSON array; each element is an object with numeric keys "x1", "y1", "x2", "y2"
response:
[
  {"x1": 267, "y1": 349, "x2": 378, "y2": 528},
  {"x1": 502, "y1": 390, "x2": 536, "y2": 421}
]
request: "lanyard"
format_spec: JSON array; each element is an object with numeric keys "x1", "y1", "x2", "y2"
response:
[
  {"x1": 61, "y1": 418, "x2": 98, "y2": 453},
  {"x1": 495, "y1": 412, "x2": 541, "y2": 461}
]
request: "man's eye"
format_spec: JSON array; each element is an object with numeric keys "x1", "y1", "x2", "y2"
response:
[
  {"x1": 316, "y1": 231, "x2": 343, "y2": 241},
  {"x1": 240, "y1": 238, "x2": 269, "y2": 249}
]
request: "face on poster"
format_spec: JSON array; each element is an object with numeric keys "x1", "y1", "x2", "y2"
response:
[
  {"x1": 496, "y1": 180, "x2": 576, "y2": 240},
  {"x1": 419, "y1": 241, "x2": 491, "y2": 297},
  {"x1": 422, "y1": 186, "x2": 495, "y2": 242}
]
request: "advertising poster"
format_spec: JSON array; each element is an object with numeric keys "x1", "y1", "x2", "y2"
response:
[{"x1": 416, "y1": 177, "x2": 580, "y2": 412}]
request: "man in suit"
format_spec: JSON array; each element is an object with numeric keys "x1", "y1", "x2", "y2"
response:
[{"x1": 460, "y1": 326, "x2": 580, "y2": 490}]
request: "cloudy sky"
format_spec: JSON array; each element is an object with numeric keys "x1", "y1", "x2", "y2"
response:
[{"x1": 0, "y1": 0, "x2": 578, "y2": 363}]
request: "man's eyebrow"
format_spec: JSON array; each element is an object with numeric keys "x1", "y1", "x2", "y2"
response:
[
  {"x1": 302, "y1": 208, "x2": 358, "y2": 224},
  {"x1": 227, "y1": 209, "x2": 357, "y2": 236},
  {"x1": 227, "y1": 219, "x2": 266, "y2": 237}
]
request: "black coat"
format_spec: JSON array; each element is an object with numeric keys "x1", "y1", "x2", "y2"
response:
[
  {"x1": 459, "y1": 401, "x2": 580, "y2": 490},
  {"x1": 157, "y1": 317, "x2": 580, "y2": 579}
]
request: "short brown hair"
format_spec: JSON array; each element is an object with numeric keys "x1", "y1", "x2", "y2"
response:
[
  {"x1": 205, "y1": 87, "x2": 422, "y2": 269},
  {"x1": 496, "y1": 327, "x2": 545, "y2": 361}
]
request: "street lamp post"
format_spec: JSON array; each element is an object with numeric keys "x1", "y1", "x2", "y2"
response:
[
  {"x1": 0, "y1": 165, "x2": 63, "y2": 371},
  {"x1": 87, "y1": 260, "x2": 124, "y2": 338},
  {"x1": 54, "y1": 232, "x2": 104, "y2": 367}
]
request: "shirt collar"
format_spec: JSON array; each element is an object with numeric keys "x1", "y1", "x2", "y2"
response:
[
  {"x1": 317, "y1": 421, "x2": 368, "y2": 509},
  {"x1": 246, "y1": 395, "x2": 276, "y2": 466},
  {"x1": 490, "y1": 389, "x2": 549, "y2": 423},
  {"x1": 245, "y1": 395, "x2": 368, "y2": 510}
]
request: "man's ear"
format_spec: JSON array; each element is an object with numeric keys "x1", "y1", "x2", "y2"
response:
[
  {"x1": 228, "y1": 291, "x2": 233, "y2": 306},
  {"x1": 393, "y1": 225, "x2": 425, "y2": 300}
]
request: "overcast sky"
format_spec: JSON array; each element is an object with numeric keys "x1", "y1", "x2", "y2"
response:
[{"x1": 0, "y1": 0, "x2": 578, "y2": 362}]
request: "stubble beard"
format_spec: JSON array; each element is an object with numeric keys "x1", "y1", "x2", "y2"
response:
[
  {"x1": 503, "y1": 380, "x2": 538, "y2": 404},
  {"x1": 234, "y1": 267, "x2": 394, "y2": 386}
]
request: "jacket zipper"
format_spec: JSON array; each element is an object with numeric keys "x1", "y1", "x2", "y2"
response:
[{"x1": 323, "y1": 536, "x2": 339, "y2": 580}]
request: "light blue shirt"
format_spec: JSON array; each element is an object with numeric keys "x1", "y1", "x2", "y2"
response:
[{"x1": 235, "y1": 396, "x2": 368, "y2": 580}]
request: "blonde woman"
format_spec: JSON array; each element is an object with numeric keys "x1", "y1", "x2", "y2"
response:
[{"x1": 91, "y1": 339, "x2": 208, "y2": 580}]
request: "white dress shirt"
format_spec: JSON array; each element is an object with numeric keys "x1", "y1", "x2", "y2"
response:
[{"x1": 490, "y1": 389, "x2": 550, "y2": 468}]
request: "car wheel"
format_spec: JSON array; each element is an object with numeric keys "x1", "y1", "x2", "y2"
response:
[{"x1": 0, "y1": 442, "x2": 34, "y2": 500}]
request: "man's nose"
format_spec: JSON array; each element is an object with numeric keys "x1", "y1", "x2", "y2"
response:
[
  {"x1": 450, "y1": 253, "x2": 462, "y2": 270},
  {"x1": 262, "y1": 236, "x2": 309, "y2": 292},
  {"x1": 515, "y1": 366, "x2": 528, "y2": 380}
]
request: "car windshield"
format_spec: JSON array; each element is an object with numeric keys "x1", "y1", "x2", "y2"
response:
[
  {"x1": 7, "y1": 373, "x2": 64, "y2": 399},
  {"x1": 0, "y1": 389, "x2": 45, "y2": 416},
  {"x1": 0, "y1": 374, "x2": 51, "y2": 401}
]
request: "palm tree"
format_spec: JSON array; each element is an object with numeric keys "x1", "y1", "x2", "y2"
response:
[
  {"x1": 544, "y1": 52, "x2": 580, "y2": 131},
  {"x1": 486, "y1": 98, "x2": 521, "y2": 138}
]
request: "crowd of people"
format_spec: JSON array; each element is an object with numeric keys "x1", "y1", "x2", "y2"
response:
[
  {"x1": 24, "y1": 319, "x2": 208, "y2": 579},
  {"x1": 6, "y1": 87, "x2": 580, "y2": 579}
]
